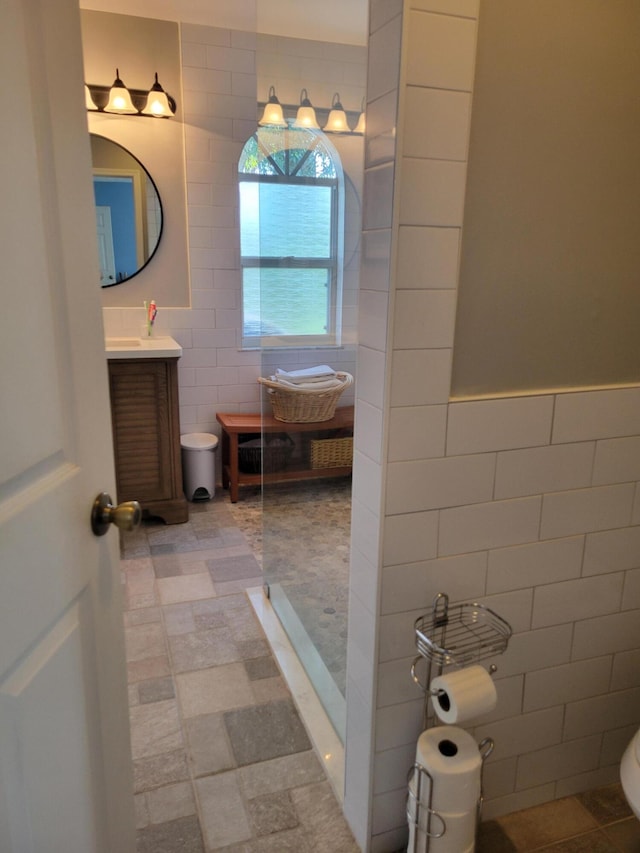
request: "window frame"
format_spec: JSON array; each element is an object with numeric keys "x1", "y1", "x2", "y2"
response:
[{"x1": 238, "y1": 127, "x2": 343, "y2": 349}]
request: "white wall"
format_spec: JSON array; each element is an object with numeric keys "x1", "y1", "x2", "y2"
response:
[
  {"x1": 80, "y1": 0, "x2": 258, "y2": 33},
  {"x1": 80, "y1": 0, "x2": 368, "y2": 46},
  {"x1": 344, "y1": 2, "x2": 640, "y2": 850}
]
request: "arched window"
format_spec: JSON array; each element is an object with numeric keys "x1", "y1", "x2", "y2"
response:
[{"x1": 238, "y1": 125, "x2": 344, "y2": 347}]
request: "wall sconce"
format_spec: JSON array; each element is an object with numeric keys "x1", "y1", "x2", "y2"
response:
[
  {"x1": 353, "y1": 98, "x2": 366, "y2": 135},
  {"x1": 323, "y1": 93, "x2": 350, "y2": 133},
  {"x1": 293, "y1": 89, "x2": 320, "y2": 129},
  {"x1": 85, "y1": 84, "x2": 98, "y2": 111},
  {"x1": 259, "y1": 86, "x2": 286, "y2": 127},
  {"x1": 141, "y1": 73, "x2": 174, "y2": 117},
  {"x1": 85, "y1": 68, "x2": 177, "y2": 118},
  {"x1": 105, "y1": 68, "x2": 137, "y2": 114},
  {"x1": 258, "y1": 87, "x2": 365, "y2": 135}
]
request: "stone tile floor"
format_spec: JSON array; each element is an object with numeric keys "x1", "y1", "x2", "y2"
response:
[
  {"x1": 121, "y1": 492, "x2": 359, "y2": 852},
  {"x1": 476, "y1": 784, "x2": 640, "y2": 851},
  {"x1": 122, "y1": 488, "x2": 640, "y2": 853}
]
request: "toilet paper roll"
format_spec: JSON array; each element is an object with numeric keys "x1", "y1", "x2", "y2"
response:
[
  {"x1": 408, "y1": 727, "x2": 481, "y2": 852},
  {"x1": 408, "y1": 802, "x2": 477, "y2": 848},
  {"x1": 413, "y1": 726, "x2": 482, "y2": 814},
  {"x1": 433, "y1": 811, "x2": 477, "y2": 852},
  {"x1": 430, "y1": 665, "x2": 497, "y2": 725}
]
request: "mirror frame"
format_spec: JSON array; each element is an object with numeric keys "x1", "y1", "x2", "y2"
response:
[{"x1": 91, "y1": 133, "x2": 164, "y2": 287}]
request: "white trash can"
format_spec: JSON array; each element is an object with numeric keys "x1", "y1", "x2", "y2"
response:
[{"x1": 181, "y1": 433, "x2": 218, "y2": 501}]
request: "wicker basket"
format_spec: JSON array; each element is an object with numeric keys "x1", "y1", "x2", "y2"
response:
[
  {"x1": 258, "y1": 372, "x2": 353, "y2": 423},
  {"x1": 238, "y1": 434, "x2": 294, "y2": 474},
  {"x1": 310, "y1": 437, "x2": 353, "y2": 469}
]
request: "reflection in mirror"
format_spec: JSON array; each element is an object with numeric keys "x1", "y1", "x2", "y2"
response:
[{"x1": 90, "y1": 134, "x2": 163, "y2": 286}]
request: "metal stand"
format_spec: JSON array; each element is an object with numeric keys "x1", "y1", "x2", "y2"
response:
[{"x1": 406, "y1": 592, "x2": 513, "y2": 852}]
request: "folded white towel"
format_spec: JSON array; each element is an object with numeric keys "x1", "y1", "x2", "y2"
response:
[
  {"x1": 271, "y1": 376, "x2": 344, "y2": 391},
  {"x1": 285, "y1": 375, "x2": 336, "y2": 384},
  {"x1": 275, "y1": 365, "x2": 336, "y2": 384}
]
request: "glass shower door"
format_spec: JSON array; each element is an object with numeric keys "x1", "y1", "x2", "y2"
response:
[
  {"x1": 239, "y1": 120, "x2": 360, "y2": 745},
  {"x1": 259, "y1": 436, "x2": 351, "y2": 741}
]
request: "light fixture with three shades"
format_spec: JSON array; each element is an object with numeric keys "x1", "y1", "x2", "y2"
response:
[
  {"x1": 258, "y1": 87, "x2": 365, "y2": 135},
  {"x1": 85, "y1": 69, "x2": 176, "y2": 118}
]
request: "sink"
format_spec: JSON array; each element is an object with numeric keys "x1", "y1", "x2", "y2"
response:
[{"x1": 105, "y1": 335, "x2": 182, "y2": 359}]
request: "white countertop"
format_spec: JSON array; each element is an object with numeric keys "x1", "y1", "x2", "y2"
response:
[{"x1": 105, "y1": 336, "x2": 183, "y2": 359}]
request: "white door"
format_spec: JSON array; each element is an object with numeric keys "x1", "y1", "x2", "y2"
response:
[
  {"x1": 0, "y1": 1, "x2": 135, "y2": 851},
  {"x1": 96, "y1": 205, "x2": 117, "y2": 285}
]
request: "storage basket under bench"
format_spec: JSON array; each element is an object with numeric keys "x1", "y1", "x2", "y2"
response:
[{"x1": 310, "y1": 435, "x2": 354, "y2": 469}]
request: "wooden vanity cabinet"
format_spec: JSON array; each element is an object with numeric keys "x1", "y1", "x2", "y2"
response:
[{"x1": 107, "y1": 357, "x2": 188, "y2": 524}]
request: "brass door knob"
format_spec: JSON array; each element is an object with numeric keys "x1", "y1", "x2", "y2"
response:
[{"x1": 91, "y1": 492, "x2": 142, "y2": 536}]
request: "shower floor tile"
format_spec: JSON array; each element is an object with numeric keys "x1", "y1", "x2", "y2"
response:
[{"x1": 229, "y1": 477, "x2": 351, "y2": 696}]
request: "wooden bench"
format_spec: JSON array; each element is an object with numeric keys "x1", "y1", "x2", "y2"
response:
[{"x1": 216, "y1": 407, "x2": 354, "y2": 502}]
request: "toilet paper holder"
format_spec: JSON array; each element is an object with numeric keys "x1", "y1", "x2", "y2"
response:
[
  {"x1": 405, "y1": 592, "x2": 512, "y2": 851},
  {"x1": 412, "y1": 664, "x2": 498, "y2": 698},
  {"x1": 407, "y1": 735, "x2": 494, "y2": 853},
  {"x1": 410, "y1": 592, "x2": 512, "y2": 726}
]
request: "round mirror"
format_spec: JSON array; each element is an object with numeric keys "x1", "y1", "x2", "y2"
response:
[{"x1": 90, "y1": 134, "x2": 163, "y2": 286}]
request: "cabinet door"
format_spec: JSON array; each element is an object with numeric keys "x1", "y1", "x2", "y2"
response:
[{"x1": 109, "y1": 360, "x2": 175, "y2": 503}]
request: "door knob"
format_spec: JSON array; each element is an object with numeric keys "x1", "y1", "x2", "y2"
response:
[{"x1": 91, "y1": 492, "x2": 142, "y2": 536}]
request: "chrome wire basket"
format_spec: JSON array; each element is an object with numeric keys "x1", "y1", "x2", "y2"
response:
[{"x1": 414, "y1": 593, "x2": 512, "y2": 670}]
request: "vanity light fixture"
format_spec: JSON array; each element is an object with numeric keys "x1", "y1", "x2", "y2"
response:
[
  {"x1": 141, "y1": 73, "x2": 174, "y2": 117},
  {"x1": 323, "y1": 93, "x2": 350, "y2": 133},
  {"x1": 85, "y1": 84, "x2": 98, "y2": 111},
  {"x1": 353, "y1": 98, "x2": 366, "y2": 135},
  {"x1": 258, "y1": 87, "x2": 365, "y2": 135},
  {"x1": 105, "y1": 68, "x2": 137, "y2": 114},
  {"x1": 258, "y1": 86, "x2": 286, "y2": 127},
  {"x1": 293, "y1": 89, "x2": 320, "y2": 129},
  {"x1": 85, "y1": 69, "x2": 177, "y2": 118}
]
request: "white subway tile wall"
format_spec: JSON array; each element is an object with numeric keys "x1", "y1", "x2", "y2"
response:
[
  {"x1": 348, "y1": 1, "x2": 420, "y2": 845},
  {"x1": 386, "y1": 452, "x2": 496, "y2": 515},
  {"x1": 396, "y1": 226, "x2": 460, "y2": 290},
  {"x1": 403, "y1": 87, "x2": 472, "y2": 162},
  {"x1": 355, "y1": 400, "x2": 385, "y2": 465},
  {"x1": 366, "y1": 14, "x2": 403, "y2": 103},
  {"x1": 365, "y1": 89, "x2": 399, "y2": 169},
  {"x1": 387, "y1": 404, "x2": 447, "y2": 461},
  {"x1": 405, "y1": 10, "x2": 477, "y2": 90},
  {"x1": 494, "y1": 442, "x2": 595, "y2": 500},
  {"x1": 399, "y1": 158, "x2": 469, "y2": 225},
  {"x1": 389, "y1": 348, "x2": 452, "y2": 406},
  {"x1": 446, "y1": 396, "x2": 554, "y2": 455},
  {"x1": 392, "y1": 289, "x2": 457, "y2": 348},
  {"x1": 345, "y1": 0, "x2": 640, "y2": 848}
]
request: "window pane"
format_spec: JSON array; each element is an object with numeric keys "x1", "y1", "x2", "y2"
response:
[
  {"x1": 243, "y1": 267, "x2": 330, "y2": 337},
  {"x1": 239, "y1": 128, "x2": 338, "y2": 179},
  {"x1": 238, "y1": 134, "x2": 262, "y2": 173},
  {"x1": 239, "y1": 182, "x2": 332, "y2": 258}
]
